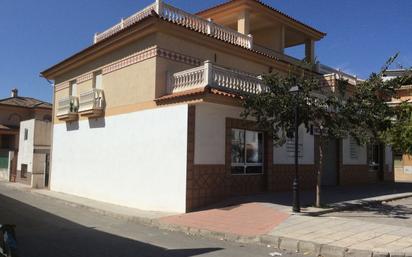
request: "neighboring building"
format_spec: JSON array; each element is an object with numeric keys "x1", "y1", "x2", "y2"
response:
[
  {"x1": 41, "y1": 0, "x2": 393, "y2": 213},
  {"x1": 384, "y1": 69, "x2": 412, "y2": 182},
  {"x1": 0, "y1": 89, "x2": 52, "y2": 182},
  {"x1": 17, "y1": 119, "x2": 52, "y2": 188}
]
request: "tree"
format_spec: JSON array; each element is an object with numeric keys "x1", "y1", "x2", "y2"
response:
[
  {"x1": 343, "y1": 56, "x2": 412, "y2": 155},
  {"x1": 242, "y1": 70, "x2": 348, "y2": 207},
  {"x1": 383, "y1": 103, "x2": 412, "y2": 154},
  {"x1": 241, "y1": 56, "x2": 407, "y2": 207}
]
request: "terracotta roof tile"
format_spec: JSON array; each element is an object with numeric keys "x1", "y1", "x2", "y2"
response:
[
  {"x1": 155, "y1": 86, "x2": 244, "y2": 102},
  {"x1": 155, "y1": 87, "x2": 207, "y2": 101}
]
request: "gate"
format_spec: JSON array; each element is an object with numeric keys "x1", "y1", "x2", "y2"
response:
[{"x1": 44, "y1": 153, "x2": 50, "y2": 188}]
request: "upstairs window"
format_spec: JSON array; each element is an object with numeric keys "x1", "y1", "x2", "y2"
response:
[
  {"x1": 93, "y1": 71, "x2": 102, "y2": 89},
  {"x1": 70, "y1": 80, "x2": 77, "y2": 97},
  {"x1": 231, "y1": 129, "x2": 263, "y2": 175},
  {"x1": 24, "y1": 129, "x2": 28, "y2": 141}
]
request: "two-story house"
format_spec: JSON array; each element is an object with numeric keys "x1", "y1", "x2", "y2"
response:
[
  {"x1": 41, "y1": 0, "x2": 393, "y2": 213},
  {"x1": 0, "y1": 89, "x2": 52, "y2": 182}
]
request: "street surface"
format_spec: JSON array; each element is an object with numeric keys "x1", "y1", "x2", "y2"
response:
[{"x1": 0, "y1": 183, "x2": 307, "y2": 257}]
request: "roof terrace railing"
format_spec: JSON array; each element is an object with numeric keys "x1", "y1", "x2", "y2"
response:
[
  {"x1": 168, "y1": 61, "x2": 265, "y2": 95},
  {"x1": 94, "y1": 0, "x2": 253, "y2": 49},
  {"x1": 317, "y1": 63, "x2": 359, "y2": 85}
]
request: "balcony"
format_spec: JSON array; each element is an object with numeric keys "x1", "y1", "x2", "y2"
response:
[
  {"x1": 78, "y1": 89, "x2": 105, "y2": 118},
  {"x1": 56, "y1": 96, "x2": 79, "y2": 121},
  {"x1": 168, "y1": 61, "x2": 265, "y2": 95}
]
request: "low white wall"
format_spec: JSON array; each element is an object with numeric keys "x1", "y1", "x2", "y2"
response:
[
  {"x1": 342, "y1": 137, "x2": 367, "y2": 165},
  {"x1": 51, "y1": 104, "x2": 188, "y2": 213},
  {"x1": 0, "y1": 150, "x2": 8, "y2": 181},
  {"x1": 17, "y1": 119, "x2": 35, "y2": 172},
  {"x1": 0, "y1": 169, "x2": 7, "y2": 181},
  {"x1": 272, "y1": 126, "x2": 315, "y2": 165}
]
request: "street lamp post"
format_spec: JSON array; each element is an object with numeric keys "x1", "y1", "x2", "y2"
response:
[{"x1": 290, "y1": 86, "x2": 300, "y2": 213}]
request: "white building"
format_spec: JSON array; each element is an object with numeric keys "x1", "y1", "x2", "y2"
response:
[{"x1": 17, "y1": 119, "x2": 52, "y2": 188}]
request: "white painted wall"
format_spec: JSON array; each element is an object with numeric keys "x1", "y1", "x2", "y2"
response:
[
  {"x1": 194, "y1": 103, "x2": 247, "y2": 164},
  {"x1": 342, "y1": 137, "x2": 367, "y2": 165},
  {"x1": 51, "y1": 104, "x2": 188, "y2": 213},
  {"x1": 272, "y1": 126, "x2": 315, "y2": 165},
  {"x1": 194, "y1": 103, "x2": 315, "y2": 165},
  {"x1": 0, "y1": 151, "x2": 8, "y2": 181},
  {"x1": 17, "y1": 119, "x2": 35, "y2": 172}
]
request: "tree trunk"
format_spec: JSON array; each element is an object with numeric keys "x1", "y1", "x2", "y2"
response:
[{"x1": 316, "y1": 137, "x2": 324, "y2": 207}]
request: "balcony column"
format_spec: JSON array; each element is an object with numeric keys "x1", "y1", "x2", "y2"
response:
[
  {"x1": 155, "y1": 0, "x2": 163, "y2": 14},
  {"x1": 204, "y1": 60, "x2": 213, "y2": 87},
  {"x1": 279, "y1": 25, "x2": 285, "y2": 53},
  {"x1": 305, "y1": 39, "x2": 315, "y2": 64},
  {"x1": 237, "y1": 9, "x2": 250, "y2": 35}
]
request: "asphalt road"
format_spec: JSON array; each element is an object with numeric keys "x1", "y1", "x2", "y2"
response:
[
  {"x1": 0, "y1": 183, "x2": 307, "y2": 257},
  {"x1": 323, "y1": 196, "x2": 412, "y2": 227}
]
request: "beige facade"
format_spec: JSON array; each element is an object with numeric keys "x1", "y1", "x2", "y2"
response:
[
  {"x1": 44, "y1": 0, "x2": 326, "y2": 125},
  {"x1": 42, "y1": 0, "x2": 385, "y2": 212}
]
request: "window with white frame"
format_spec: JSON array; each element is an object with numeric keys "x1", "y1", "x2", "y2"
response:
[
  {"x1": 93, "y1": 71, "x2": 102, "y2": 89},
  {"x1": 231, "y1": 129, "x2": 263, "y2": 174}
]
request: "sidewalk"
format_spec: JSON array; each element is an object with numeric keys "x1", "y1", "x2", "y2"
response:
[{"x1": 2, "y1": 181, "x2": 412, "y2": 257}]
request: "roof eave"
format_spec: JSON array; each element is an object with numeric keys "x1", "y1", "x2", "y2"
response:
[
  {"x1": 196, "y1": 0, "x2": 326, "y2": 39},
  {"x1": 41, "y1": 13, "x2": 159, "y2": 80}
]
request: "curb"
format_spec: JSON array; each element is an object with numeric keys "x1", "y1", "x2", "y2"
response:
[
  {"x1": 259, "y1": 235, "x2": 412, "y2": 257},
  {"x1": 4, "y1": 183, "x2": 412, "y2": 257}
]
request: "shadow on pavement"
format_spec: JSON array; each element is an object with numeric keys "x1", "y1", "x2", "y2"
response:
[
  {"x1": 0, "y1": 194, "x2": 222, "y2": 257},
  {"x1": 203, "y1": 182, "x2": 412, "y2": 210},
  {"x1": 327, "y1": 200, "x2": 412, "y2": 219}
]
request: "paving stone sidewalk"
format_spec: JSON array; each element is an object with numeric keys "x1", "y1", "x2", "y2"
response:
[
  {"x1": 2, "y1": 181, "x2": 412, "y2": 257},
  {"x1": 268, "y1": 214, "x2": 412, "y2": 257}
]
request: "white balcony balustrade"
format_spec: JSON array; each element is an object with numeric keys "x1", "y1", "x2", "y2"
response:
[
  {"x1": 78, "y1": 89, "x2": 105, "y2": 117},
  {"x1": 94, "y1": 1, "x2": 253, "y2": 49},
  {"x1": 168, "y1": 61, "x2": 265, "y2": 95},
  {"x1": 56, "y1": 96, "x2": 79, "y2": 121}
]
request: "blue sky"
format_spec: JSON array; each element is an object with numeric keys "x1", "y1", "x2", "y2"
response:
[{"x1": 0, "y1": 0, "x2": 411, "y2": 102}]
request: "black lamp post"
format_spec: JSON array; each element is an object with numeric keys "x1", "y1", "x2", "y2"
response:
[{"x1": 290, "y1": 86, "x2": 300, "y2": 213}]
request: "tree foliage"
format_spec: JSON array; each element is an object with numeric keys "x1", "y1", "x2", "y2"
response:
[
  {"x1": 241, "y1": 55, "x2": 411, "y2": 207},
  {"x1": 383, "y1": 102, "x2": 412, "y2": 154},
  {"x1": 241, "y1": 71, "x2": 346, "y2": 145}
]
